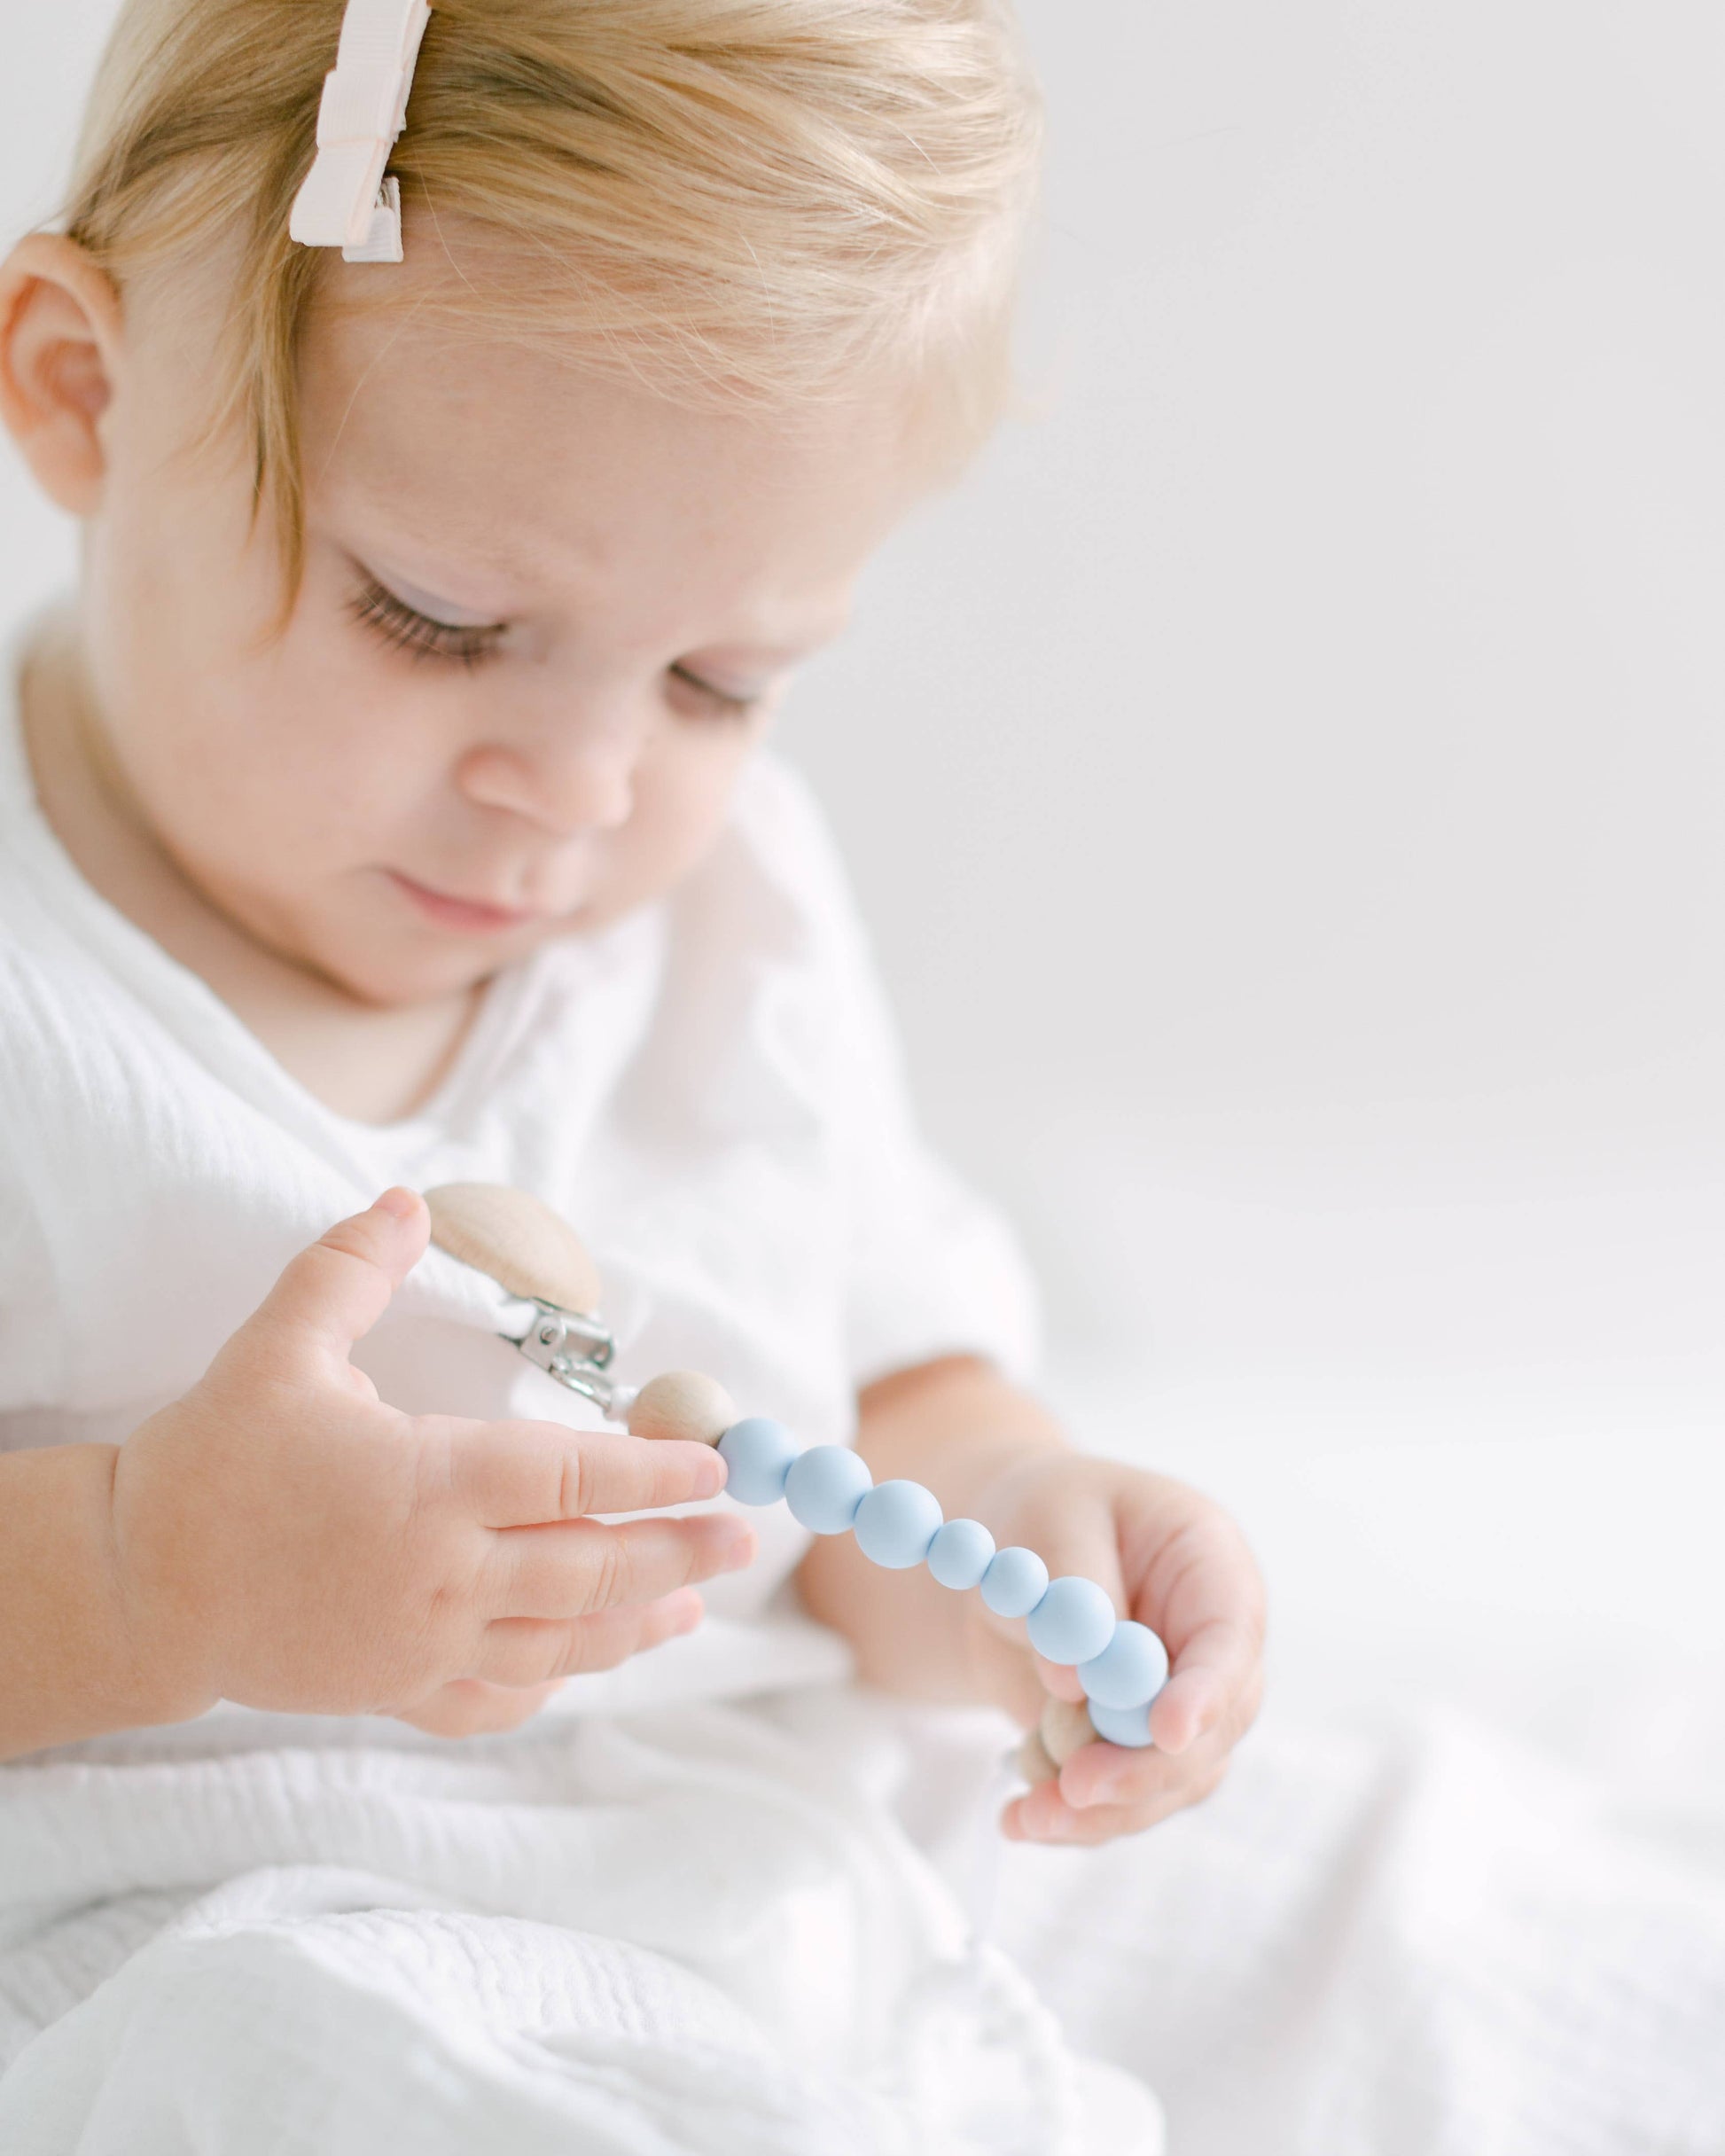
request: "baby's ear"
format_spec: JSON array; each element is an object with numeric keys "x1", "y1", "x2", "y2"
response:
[{"x1": 0, "y1": 233, "x2": 124, "y2": 516}]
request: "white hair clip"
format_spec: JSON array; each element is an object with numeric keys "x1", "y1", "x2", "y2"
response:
[{"x1": 289, "y1": 0, "x2": 433, "y2": 263}]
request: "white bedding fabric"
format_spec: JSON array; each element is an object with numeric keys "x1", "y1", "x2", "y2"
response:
[
  {"x1": 0, "y1": 1689, "x2": 1163, "y2": 2155},
  {"x1": 5, "y1": 1687, "x2": 1724, "y2": 2156},
  {"x1": 995, "y1": 1705, "x2": 1725, "y2": 2156}
]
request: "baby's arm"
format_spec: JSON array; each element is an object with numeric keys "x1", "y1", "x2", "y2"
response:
[
  {"x1": 795, "y1": 1355, "x2": 1266, "y2": 1843},
  {"x1": 0, "y1": 1192, "x2": 751, "y2": 1763}
]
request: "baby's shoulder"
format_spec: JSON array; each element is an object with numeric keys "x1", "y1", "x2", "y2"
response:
[
  {"x1": 0, "y1": 922, "x2": 143, "y2": 1105},
  {"x1": 0, "y1": 925, "x2": 210, "y2": 1261}
]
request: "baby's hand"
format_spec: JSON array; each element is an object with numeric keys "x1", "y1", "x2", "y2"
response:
[
  {"x1": 105, "y1": 1191, "x2": 753, "y2": 1734},
  {"x1": 979, "y1": 1454, "x2": 1265, "y2": 1846}
]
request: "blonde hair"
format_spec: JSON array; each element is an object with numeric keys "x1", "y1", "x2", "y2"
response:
[{"x1": 59, "y1": 0, "x2": 1042, "y2": 592}]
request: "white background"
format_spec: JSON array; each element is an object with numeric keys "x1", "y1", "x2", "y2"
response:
[{"x1": 4, "y1": 1, "x2": 1722, "y2": 1747}]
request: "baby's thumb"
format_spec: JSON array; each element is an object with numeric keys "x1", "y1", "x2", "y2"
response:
[{"x1": 243, "y1": 1189, "x2": 430, "y2": 1377}]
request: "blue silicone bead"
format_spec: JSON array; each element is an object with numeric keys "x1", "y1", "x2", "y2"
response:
[
  {"x1": 1087, "y1": 1698, "x2": 1156, "y2": 1749},
  {"x1": 853, "y1": 1480, "x2": 943, "y2": 1569},
  {"x1": 784, "y1": 1445, "x2": 873, "y2": 1535},
  {"x1": 1025, "y1": 1576, "x2": 1117, "y2": 1667},
  {"x1": 926, "y1": 1517, "x2": 995, "y2": 1590},
  {"x1": 1077, "y1": 1621, "x2": 1170, "y2": 1711},
  {"x1": 716, "y1": 1418, "x2": 800, "y2": 1507},
  {"x1": 980, "y1": 1545, "x2": 1050, "y2": 1620}
]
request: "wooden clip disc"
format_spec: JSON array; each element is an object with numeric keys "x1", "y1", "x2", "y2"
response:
[{"x1": 423, "y1": 1183, "x2": 603, "y2": 1316}]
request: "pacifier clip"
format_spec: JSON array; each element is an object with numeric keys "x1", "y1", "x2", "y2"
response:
[{"x1": 424, "y1": 1183, "x2": 1170, "y2": 1778}]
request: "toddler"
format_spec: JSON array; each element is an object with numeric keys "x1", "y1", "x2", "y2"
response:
[{"x1": 0, "y1": 3, "x2": 1264, "y2": 2148}]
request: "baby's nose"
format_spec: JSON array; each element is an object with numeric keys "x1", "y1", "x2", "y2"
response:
[{"x1": 456, "y1": 730, "x2": 636, "y2": 836}]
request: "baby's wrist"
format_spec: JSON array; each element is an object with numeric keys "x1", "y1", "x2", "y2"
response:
[
  {"x1": 0, "y1": 1442, "x2": 216, "y2": 1761},
  {"x1": 108, "y1": 1584, "x2": 222, "y2": 1732}
]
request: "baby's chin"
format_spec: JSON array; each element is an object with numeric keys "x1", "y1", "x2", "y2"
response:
[
  {"x1": 222, "y1": 874, "x2": 618, "y2": 1012},
  {"x1": 308, "y1": 922, "x2": 558, "y2": 1010}
]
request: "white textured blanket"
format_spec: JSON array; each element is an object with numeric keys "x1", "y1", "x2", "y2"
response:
[
  {"x1": 996, "y1": 1707, "x2": 1725, "y2": 2156},
  {"x1": 5, "y1": 1690, "x2": 1723, "y2": 2155},
  {"x1": 0, "y1": 1689, "x2": 1159, "y2": 2155}
]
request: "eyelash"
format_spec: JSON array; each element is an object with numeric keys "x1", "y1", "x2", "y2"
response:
[
  {"x1": 348, "y1": 580, "x2": 761, "y2": 717},
  {"x1": 350, "y1": 580, "x2": 503, "y2": 668},
  {"x1": 666, "y1": 664, "x2": 761, "y2": 720}
]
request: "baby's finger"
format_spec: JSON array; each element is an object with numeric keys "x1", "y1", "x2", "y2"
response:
[
  {"x1": 1005, "y1": 1731, "x2": 1234, "y2": 1845},
  {"x1": 1003, "y1": 1786, "x2": 1184, "y2": 1848},
  {"x1": 1055, "y1": 1736, "x2": 1188, "y2": 1813},
  {"x1": 467, "y1": 1588, "x2": 706, "y2": 1686},
  {"x1": 447, "y1": 1421, "x2": 727, "y2": 1527},
  {"x1": 394, "y1": 1676, "x2": 565, "y2": 1738},
  {"x1": 487, "y1": 1510, "x2": 754, "y2": 1620},
  {"x1": 1060, "y1": 1673, "x2": 1261, "y2": 1814},
  {"x1": 1146, "y1": 1613, "x2": 1264, "y2": 1756},
  {"x1": 238, "y1": 1188, "x2": 429, "y2": 1380},
  {"x1": 1032, "y1": 1620, "x2": 1250, "y2": 1736}
]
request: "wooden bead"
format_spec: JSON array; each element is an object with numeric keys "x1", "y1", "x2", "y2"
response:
[
  {"x1": 424, "y1": 1184, "x2": 602, "y2": 1315},
  {"x1": 626, "y1": 1371, "x2": 738, "y2": 1448},
  {"x1": 1041, "y1": 1694, "x2": 1098, "y2": 1767},
  {"x1": 1015, "y1": 1730, "x2": 1061, "y2": 1785}
]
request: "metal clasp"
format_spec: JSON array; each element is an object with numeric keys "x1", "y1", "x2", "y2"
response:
[{"x1": 507, "y1": 1301, "x2": 625, "y2": 1417}]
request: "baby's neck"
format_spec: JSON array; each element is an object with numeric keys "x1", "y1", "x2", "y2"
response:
[{"x1": 20, "y1": 625, "x2": 483, "y2": 1127}]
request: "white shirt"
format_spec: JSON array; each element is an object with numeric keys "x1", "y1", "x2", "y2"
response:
[{"x1": 0, "y1": 623, "x2": 1042, "y2": 1722}]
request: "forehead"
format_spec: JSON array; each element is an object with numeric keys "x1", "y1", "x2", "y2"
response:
[{"x1": 295, "y1": 277, "x2": 925, "y2": 637}]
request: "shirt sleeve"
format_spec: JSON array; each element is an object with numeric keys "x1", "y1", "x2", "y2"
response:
[{"x1": 736, "y1": 754, "x2": 1045, "y2": 1394}]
